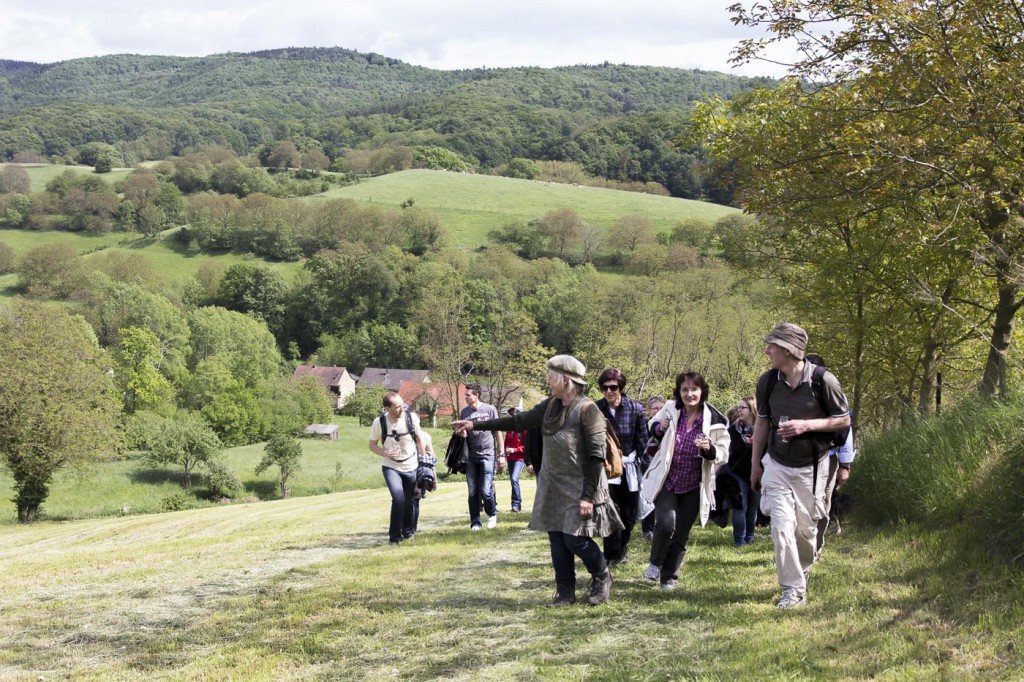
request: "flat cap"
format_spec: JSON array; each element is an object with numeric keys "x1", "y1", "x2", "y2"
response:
[{"x1": 546, "y1": 354, "x2": 588, "y2": 386}]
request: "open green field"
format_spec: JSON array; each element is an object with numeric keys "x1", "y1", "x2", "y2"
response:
[
  {"x1": 0, "y1": 484, "x2": 1020, "y2": 680},
  {"x1": 0, "y1": 228, "x2": 301, "y2": 305},
  {"x1": 319, "y1": 169, "x2": 740, "y2": 247},
  {"x1": 1, "y1": 163, "x2": 133, "y2": 193},
  {"x1": 0, "y1": 417, "x2": 454, "y2": 523}
]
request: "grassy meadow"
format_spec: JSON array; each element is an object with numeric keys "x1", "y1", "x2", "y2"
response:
[
  {"x1": 3, "y1": 163, "x2": 134, "y2": 193},
  {"x1": 1, "y1": 480, "x2": 1021, "y2": 680},
  {"x1": 0, "y1": 418, "x2": 456, "y2": 523},
  {"x1": 321, "y1": 169, "x2": 739, "y2": 247}
]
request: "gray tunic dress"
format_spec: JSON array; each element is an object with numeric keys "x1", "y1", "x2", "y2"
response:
[{"x1": 476, "y1": 395, "x2": 623, "y2": 537}]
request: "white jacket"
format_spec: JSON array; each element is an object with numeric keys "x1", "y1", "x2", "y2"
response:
[{"x1": 639, "y1": 401, "x2": 730, "y2": 527}]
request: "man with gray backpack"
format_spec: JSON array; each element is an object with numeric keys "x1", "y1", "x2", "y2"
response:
[{"x1": 751, "y1": 323, "x2": 850, "y2": 609}]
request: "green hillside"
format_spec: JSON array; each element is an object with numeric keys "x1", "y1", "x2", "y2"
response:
[
  {"x1": 0, "y1": 482, "x2": 1020, "y2": 679},
  {"x1": 323, "y1": 169, "x2": 738, "y2": 247},
  {"x1": 0, "y1": 48, "x2": 773, "y2": 201}
]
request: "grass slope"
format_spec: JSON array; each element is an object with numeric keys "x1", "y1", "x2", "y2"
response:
[
  {"x1": 0, "y1": 484, "x2": 1020, "y2": 680},
  {"x1": 1, "y1": 163, "x2": 133, "y2": 193},
  {"x1": 321, "y1": 169, "x2": 740, "y2": 247},
  {"x1": 0, "y1": 227, "x2": 301, "y2": 305}
]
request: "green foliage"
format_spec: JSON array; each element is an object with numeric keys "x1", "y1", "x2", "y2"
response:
[
  {"x1": 339, "y1": 386, "x2": 389, "y2": 426},
  {"x1": 314, "y1": 322, "x2": 420, "y2": 375},
  {"x1": 503, "y1": 157, "x2": 538, "y2": 180},
  {"x1": 487, "y1": 219, "x2": 547, "y2": 259},
  {"x1": 412, "y1": 146, "x2": 468, "y2": 172},
  {"x1": 16, "y1": 242, "x2": 84, "y2": 298},
  {"x1": 256, "y1": 433, "x2": 304, "y2": 498},
  {"x1": 114, "y1": 326, "x2": 174, "y2": 413},
  {"x1": 0, "y1": 240, "x2": 13, "y2": 274},
  {"x1": 0, "y1": 165, "x2": 31, "y2": 194},
  {"x1": 142, "y1": 410, "x2": 224, "y2": 489},
  {"x1": 850, "y1": 395, "x2": 1024, "y2": 566},
  {"x1": 0, "y1": 301, "x2": 122, "y2": 522}
]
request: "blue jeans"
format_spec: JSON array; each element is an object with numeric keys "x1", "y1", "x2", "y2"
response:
[
  {"x1": 382, "y1": 466, "x2": 418, "y2": 542},
  {"x1": 548, "y1": 531, "x2": 607, "y2": 584},
  {"x1": 509, "y1": 459, "x2": 526, "y2": 510},
  {"x1": 466, "y1": 457, "x2": 496, "y2": 526},
  {"x1": 725, "y1": 468, "x2": 760, "y2": 545}
]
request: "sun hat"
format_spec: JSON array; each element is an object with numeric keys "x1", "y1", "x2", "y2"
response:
[
  {"x1": 546, "y1": 354, "x2": 587, "y2": 386},
  {"x1": 764, "y1": 322, "x2": 808, "y2": 360}
]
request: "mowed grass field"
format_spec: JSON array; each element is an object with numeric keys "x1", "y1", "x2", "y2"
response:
[
  {"x1": 1, "y1": 482, "x2": 1021, "y2": 680},
  {"x1": 319, "y1": 169, "x2": 740, "y2": 247}
]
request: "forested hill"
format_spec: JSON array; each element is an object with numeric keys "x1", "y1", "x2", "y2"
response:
[
  {"x1": 0, "y1": 47, "x2": 772, "y2": 199},
  {"x1": 0, "y1": 47, "x2": 768, "y2": 115}
]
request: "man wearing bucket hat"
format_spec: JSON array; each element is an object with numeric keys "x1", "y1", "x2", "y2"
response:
[
  {"x1": 750, "y1": 323, "x2": 850, "y2": 609},
  {"x1": 452, "y1": 354, "x2": 623, "y2": 607}
]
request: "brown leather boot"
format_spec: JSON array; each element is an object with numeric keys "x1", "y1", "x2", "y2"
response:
[
  {"x1": 549, "y1": 581, "x2": 577, "y2": 607},
  {"x1": 586, "y1": 569, "x2": 612, "y2": 606}
]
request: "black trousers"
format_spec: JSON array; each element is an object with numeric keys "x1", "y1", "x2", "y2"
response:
[{"x1": 603, "y1": 482, "x2": 638, "y2": 562}]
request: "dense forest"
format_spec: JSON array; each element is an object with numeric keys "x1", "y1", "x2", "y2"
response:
[{"x1": 0, "y1": 48, "x2": 772, "y2": 201}]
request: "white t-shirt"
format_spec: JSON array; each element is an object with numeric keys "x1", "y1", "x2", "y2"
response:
[{"x1": 369, "y1": 410, "x2": 421, "y2": 472}]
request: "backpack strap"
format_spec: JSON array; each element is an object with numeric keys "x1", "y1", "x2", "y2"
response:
[{"x1": 378, "y1": 413, "x2": 388, "y2": 445}]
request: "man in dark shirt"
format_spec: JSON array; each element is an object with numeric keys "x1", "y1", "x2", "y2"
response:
[
  {"x1": 751, "y1": 323, "x2": 850, "y2": 609},
  {"x1": 460, "y1": 384, "x2": 504, "y2": 531},
  {"x1": 596, "y1": 368, "x2": 649, "y2": 566}
]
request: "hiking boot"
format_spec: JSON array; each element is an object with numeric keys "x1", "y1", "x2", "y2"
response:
[
  {"x1": 586, "y1": 570, "x2": 612, "y2": 606},
  {"x1": 776, "y1": 589, "x2": 806, "y2": 609},
  {"x1": 487, "y1": 515, "x2": 498, "y2": 529},
  {"x1": 643, "y1": 563, "x2": 660, "y2": 581},
  {"x1": 549, "y1": 581, "x2": 577, "y2": 607}
]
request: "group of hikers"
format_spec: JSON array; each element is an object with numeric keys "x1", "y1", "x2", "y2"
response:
[{"x1": 369, "y1": 321, "x2": 854, "y2": 610}]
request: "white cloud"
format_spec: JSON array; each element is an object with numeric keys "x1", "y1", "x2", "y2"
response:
[{"x1": 0, "y1": 0, "x2": 792, "y2": 77}]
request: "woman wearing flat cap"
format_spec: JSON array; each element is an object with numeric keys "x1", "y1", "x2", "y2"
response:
[{"x1": 452, "y1": 354, "x2": 623, "y2": 607}]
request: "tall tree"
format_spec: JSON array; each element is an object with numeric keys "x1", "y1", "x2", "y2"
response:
[
  {"x1": 0, "y1": 302, "x2": 122, "y2": 522},
  {"x1": 698, "y1": 0, "x2": 1024, "y2": 405}
]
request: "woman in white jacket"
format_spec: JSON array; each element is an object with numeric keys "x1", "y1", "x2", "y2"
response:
[{"x1": 639, "y1": 371, "x2": 729, "y2": 589}]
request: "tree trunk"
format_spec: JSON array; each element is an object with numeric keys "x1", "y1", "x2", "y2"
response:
[{"x1": 981, "y1": 280, "x2": 1019, "y2": 399}]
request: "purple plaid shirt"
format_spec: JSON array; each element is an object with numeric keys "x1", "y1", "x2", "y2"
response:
[{"x1": 664, "y1": 412, "x2": 703, "y2": 494}]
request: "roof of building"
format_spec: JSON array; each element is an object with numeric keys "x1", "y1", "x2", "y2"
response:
[
  {"x1": 357, "y1": 368, "x2": 430, "y2": 390},
  {"x1": 294, "y1": 365, "x2": 351, "y2": 387}
]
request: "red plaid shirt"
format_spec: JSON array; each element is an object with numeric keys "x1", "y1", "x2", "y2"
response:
[{"x1": 664, "y1": 412, "x2": 703, "y2": 494}]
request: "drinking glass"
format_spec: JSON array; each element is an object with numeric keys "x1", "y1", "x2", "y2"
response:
[{"x1": 778, "y1": 415, "x2": 791, "y2": 443}]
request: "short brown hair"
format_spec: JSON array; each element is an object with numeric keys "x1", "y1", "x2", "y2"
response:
[{"x1": 598, "y1": 367, "x2": 627, "y2": 391}]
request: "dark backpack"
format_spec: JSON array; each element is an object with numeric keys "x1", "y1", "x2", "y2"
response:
[
  {"x1": 443, "y1": 434, "x2": 470, "y2": 474},
  {"x1": 763, "y1": 364, "x2": 850, "y2": 450}
]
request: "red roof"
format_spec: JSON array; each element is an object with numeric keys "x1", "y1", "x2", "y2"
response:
[{"x1": 399, "y1": 381, "x2": 467, "y2": 417}]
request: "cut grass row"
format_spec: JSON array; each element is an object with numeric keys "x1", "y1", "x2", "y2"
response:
[{"x1": 0, "y1": 482, "x2": 1019, "y2": 680}]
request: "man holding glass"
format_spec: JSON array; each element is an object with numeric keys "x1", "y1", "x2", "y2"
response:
[{"x1": 751, "y1": 323, "x2": 850, "y2": 609}]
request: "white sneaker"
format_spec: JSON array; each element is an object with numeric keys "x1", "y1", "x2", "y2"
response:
[
  {"x1": 643, "y1": 563, "x2": 660, "y2": 581},
  {"x1": 776, "y1": 589, "x2": 806, "y2": 609},
  {"x1": 471, "y1": 524, "x2": 482, "y2": 532},
  {"x1": 487, "y1": 515, "x2": 498, "y2": 529}
]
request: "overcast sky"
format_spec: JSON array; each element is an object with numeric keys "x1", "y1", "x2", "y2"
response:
[{"x1": 0, "y1": 1, "x2": 793, "y2": 78}]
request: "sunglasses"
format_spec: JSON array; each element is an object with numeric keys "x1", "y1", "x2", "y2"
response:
[{"x1": 601, "y1": 385, "x2": 620, "y2": 392}]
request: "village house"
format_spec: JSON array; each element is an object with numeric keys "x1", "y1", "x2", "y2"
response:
[{"x1": 293, "y1": 365, "x2": 357, "y2": 411}]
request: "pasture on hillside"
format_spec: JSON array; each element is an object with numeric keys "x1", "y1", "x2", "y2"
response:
[
  {"x1": 1, "y1": 480, "x2": 1020, "y2": 680},
  {"x1": 321, "y1": 169, "x2": 739, "y2": 247},
  {"x1": 1, "y1": 163, "x2": 133, "y2": 193},
  {"x1": 0, "y1": 417, "x2": 450, "y2": 523},
  {"x1": 0, "y1": 227, "x2": 301, "y2": 305}
]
